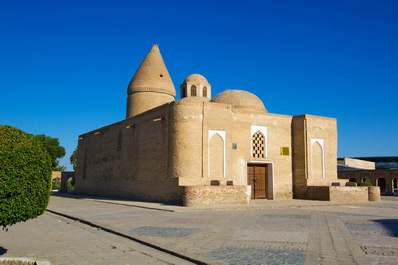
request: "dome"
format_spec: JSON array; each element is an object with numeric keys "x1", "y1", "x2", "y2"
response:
[
  {"x1": 180, "y1": 97, "x2": 210, "y2": 102},
  {"x1": 210, "y1": 90, "x2": 267, "y2": 113},
  {"x1": 183, "y1": 74, "x2": 208, "y2": 84}
]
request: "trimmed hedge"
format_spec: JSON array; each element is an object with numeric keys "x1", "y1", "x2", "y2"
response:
[
  {"x1": 0, "y1": 125, "x2": 52, "y2": 229},
  {"x1": 359, "y1": 181, "x2": 372, "y2": 186}
]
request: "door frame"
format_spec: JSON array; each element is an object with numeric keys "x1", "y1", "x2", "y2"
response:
[{"x1": 246, "y1": 161, "x2": 274, "y2": 200}]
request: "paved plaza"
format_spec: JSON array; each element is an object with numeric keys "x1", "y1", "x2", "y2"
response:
[{"x1": 1, "y1": 194, "x2": 398, "y2": 264}]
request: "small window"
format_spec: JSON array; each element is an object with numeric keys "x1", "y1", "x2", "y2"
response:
[
  {"x1": 203, "y1": 86, "x2": 207, "y2": 97},
  {"x1": 191, "y1": 85, "x2": 197, "y2": 97},
  {"x1": 182, "y1": 86, "x2": 186, "y2": 98}
]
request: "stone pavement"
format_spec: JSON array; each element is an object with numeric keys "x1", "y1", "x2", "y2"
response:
[
  {"x1": 0, "y1": 211, "x2": 194, "y2": 265},
  {"x1": 2, "y1": 194, "x2": 398, "y2": 265}
]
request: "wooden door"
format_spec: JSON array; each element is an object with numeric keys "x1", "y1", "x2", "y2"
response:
[
  {"x1": 247, "y1": 164, "x2": 267, "y2": 199},
  {"x1": 247, "y1": 165, "x2": 255, "y2": 199}
]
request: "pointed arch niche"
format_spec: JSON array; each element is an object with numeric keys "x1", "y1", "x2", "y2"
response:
[
  {"x1": 208, "y1": 130, "x2": 226, "y2": 178},
  {"x1": 311, "y1": 138, "x2": 325, "y2": 179},
  {"x1": 251, "y1": 125, "x2": 268, "y2": 158}
]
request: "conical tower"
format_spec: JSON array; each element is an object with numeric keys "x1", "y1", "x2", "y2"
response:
[{"x1": 126, "y1": 45, "x2": 176, "y2": 118}]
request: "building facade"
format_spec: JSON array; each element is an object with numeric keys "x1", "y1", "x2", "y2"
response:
[
  {"x1": 75, "y1": 45, "x2": 340, "y2": 205},
  {"x1": 338, "y1": 157, "x2": 398, "y2": 195}
]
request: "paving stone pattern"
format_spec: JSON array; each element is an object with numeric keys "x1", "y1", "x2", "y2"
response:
[
  {"x1": 129, "y1": 226, "x2": 200, "y2": 238},
  {"x1": 4, "y1": 195, "x2": 398, "y2": 264},
  {"x1": 0, "y1": 213, "x2": 193, "y2": 265},
  {"x1": 206, "y1": 247, "x2": 305, "y2": 265},
  {"x1": 340, "y1": 212, "x2": 398, "y2": 265},
  {"x1": 259, "y1": 214, "x2": 310, "y2": 220}
]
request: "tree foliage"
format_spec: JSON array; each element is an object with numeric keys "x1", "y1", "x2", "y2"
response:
[
  {"x1": 34, "y1": 134, "x2": 66, "y2": 171},
  {"x1": 0, "y1": 125, "x2": 52, "y2": 229},
  {"x1": 70, "y1": 147, "x2": 77, "y2": 171}
]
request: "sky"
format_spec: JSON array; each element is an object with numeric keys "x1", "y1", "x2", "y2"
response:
[{"x1": 1, "y1": 0, "x2": 397, "y2": 170}]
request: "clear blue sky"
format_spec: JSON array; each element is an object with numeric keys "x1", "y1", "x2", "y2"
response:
[{"x1": 1, "y1": 0, "x2": 397, "y2": 170}]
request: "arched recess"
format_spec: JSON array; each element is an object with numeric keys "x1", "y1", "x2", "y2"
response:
[
  {"x1": 377, "y1": 177, "x2": 386, "y2": 194},
  {"x1": 311, "y1": 141, "x2": 323, "y2": 179},
  {"x1": 191, "y1": 85, "x2": 197, "y2": 97},
  {"x1": 203, "y1": 86, "x2": 207, "y2": 97},
  {"x1": 208, "y1": 130, "x2": 226, "y2": 178},
  {"x1": 393, "y1": 177, "x2": 398, "y2": 195},
  {"x1": 311, "y1": 139, "x2": 325, "y2": 179},
  {"x1": 362, "y1": 177, "x2": 371, "y2": 183},
  {"x1": 349, "y1": 177, "x2": 356, "y2": 183}
]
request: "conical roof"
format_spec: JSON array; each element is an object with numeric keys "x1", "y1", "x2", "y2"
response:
[{"x1": 127, "y1": 45, "x2": 176, "y2": 97}]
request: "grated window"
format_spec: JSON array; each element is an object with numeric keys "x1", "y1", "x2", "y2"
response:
[{"x1": 252, "y1": 131, "x2": 265, "y2": 158}]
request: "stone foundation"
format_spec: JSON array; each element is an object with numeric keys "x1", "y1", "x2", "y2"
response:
[
  {"x1": 307, "y1": 186, "x2": 330, "y2": 201},
  {"x1": 182, "y1": 185, "x2": 250, "y2": 207}
]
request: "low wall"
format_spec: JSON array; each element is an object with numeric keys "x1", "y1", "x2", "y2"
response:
[
  {"x1": 307, "y1": 186, "x2": 379, "y2": 202},
  {"x1": 183, "y1": 185, "x2": 250, "y2": 207},
  {"x1": 307, "y1": 186, "x2": 330, "y2": 201},
  {"x1": 329, "y1": 186, "x2": 368, "y2": 202}
]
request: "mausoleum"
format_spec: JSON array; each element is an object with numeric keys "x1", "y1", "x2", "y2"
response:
[{"x1": 74, "y1": 45, "x2": 352, "y2": 206}]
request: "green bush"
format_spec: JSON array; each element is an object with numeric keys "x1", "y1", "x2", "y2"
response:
[
  {"x1": 359, "y1": 181, "x2": 372, "y2": 186},
  {"x1": 0, "y1": 125, "x2": 52, "y2": 229},
  {"x1": 52, "y1": 182, "x2": 61, "y2": 190},
  {"x1": 67, "y1": 178, "x2": 75, "y2": 190}
]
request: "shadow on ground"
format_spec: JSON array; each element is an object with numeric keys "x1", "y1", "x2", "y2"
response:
[
  {"x1": 373, "y1": 219, "x2": 398, "y2": 237},
  {"x1": 0, "y1": 247, "x2": 7, "y2": 255},
  {"x1": 51, "y1": 190, "x2": 180, "y2": 206}
]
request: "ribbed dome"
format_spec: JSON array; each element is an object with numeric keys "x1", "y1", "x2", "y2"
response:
[
  {"x1": 183, "y1": 74, "x2": 208, "y2": 84},
  {"x1": 127, "y1": 45, "x2": 176, "y2": 97},
  {"x1": 210, "y1": 90, "x2": 267, "y2": 113}
]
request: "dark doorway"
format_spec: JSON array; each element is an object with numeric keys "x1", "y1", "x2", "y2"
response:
[
  {"x1": 377, "y1": 178, "x2": 386, "y2": 194},
  {"x1": 247, "y1": 164, "x2": 267, "y2": 199}
]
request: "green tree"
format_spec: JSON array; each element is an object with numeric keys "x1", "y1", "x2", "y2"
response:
[
  {"x1": 0, "y1": 125, "x2": 52, "y2": 230},
  {"x1": 70, "y1": 147, "x2": 77, "y2": 170},
  {"x1": 69, "y1": 147, "x2": 77, "y2": 186},
  {"x1": 34, "y1": 134, "x2": 66, "y2": 171}
]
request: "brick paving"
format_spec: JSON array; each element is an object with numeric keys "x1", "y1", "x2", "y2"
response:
[
  {"x1": 2, "y1": 194, "x2": 398, "y2": 264},
  {"x1": 0, "y1": 212, "x2": 193, "y2": 265}
]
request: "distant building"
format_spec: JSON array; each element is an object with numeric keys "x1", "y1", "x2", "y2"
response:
[
  {"x1": 74, "y1": 45, "x2": 353, "y2": 206},
  {"x1": 338, "y1": 157, "x2": 398, "y2": 195}
]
